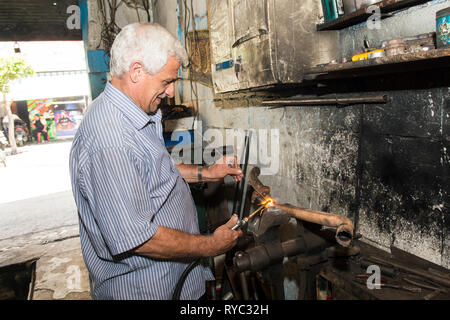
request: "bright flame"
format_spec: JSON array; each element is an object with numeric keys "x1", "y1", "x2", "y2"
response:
[{"x1": 261, "y1": 197, "x2": 275, "y2": 208}]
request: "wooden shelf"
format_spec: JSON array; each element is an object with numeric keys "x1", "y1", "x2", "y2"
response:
[
  {"x1": 317, "y1": 0, "x2": 429, "y2": 31},
  {"x1": 304, "y1": 48, "x2": 450, "y2": 80}
]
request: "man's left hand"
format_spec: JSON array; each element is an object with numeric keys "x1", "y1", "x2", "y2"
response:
[{"x1": 203, "y1": 155, "x2": 243, "y2": 182}]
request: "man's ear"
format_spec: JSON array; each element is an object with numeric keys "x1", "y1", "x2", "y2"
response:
[{"x1": 129, "y1": 61, "x2": 146, "y2": 83}]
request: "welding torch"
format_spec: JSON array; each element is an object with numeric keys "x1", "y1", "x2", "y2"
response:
[{"x1": 231, "y1": 197, "x2": 274, "y2": 231}]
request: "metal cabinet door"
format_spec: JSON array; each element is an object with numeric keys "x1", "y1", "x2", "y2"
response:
[
  {"x1": 209, "y1": 0, "x2": 240, "y2": 93},
  {"x1": 230, "y1": 0, "x2": 276, "y2": 91},
  {"x1": 209, "y1": 0, "x2": 276, "y2": 93}
]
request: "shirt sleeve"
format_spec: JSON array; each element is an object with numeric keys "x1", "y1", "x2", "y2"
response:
[{"x1": 85, "y1": 147, "x2": 159, "y2": 256}]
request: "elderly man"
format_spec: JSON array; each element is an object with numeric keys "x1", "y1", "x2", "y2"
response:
[{"x1": 70, "y1": 23, "x2": 243, "y2": 300}]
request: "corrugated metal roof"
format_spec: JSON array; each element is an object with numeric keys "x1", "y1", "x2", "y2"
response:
[{"x1": 0, "y1": 0, "x2": 81, "y2": 41}]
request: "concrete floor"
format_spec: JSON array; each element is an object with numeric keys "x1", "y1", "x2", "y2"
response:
[
  {"x1": 0, "y1": 139, "x2": 90, "y2": 300},
  {"x1": 0, "y1": 139, "x2": 78, "y2": 239}
]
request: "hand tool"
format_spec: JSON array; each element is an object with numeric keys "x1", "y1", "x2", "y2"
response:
[
  {"x1": 360, "y1": 259, "x2": 397, "y2": 278},
  {"x1": 232, "y1": 203, "x2": 266, "y2": 231},
  {"x1": 406, "y1": 274, "x2": 447, "y2": 291},
  {"x1": 403, "y1": 277, "x2": 443, "y2": 292},
  {"x1": 367, "y1": 255, "x2": 450, "y2": 288},
  {"x1": 354, "y1": 279, "x2": 421, "y2": 293},
  {"x1": 232, "y1": 195, "x2": 275, "y2": 231},
  {"x1": 423, "y1": 289, "x2": 443, "y2": 300},
  {"x1": 355, "y1": 274, "x2": 388, "y2": 283},
  {"x1": 379, "y1": 283, "x2": 422, "y2": 293},
  {"x1": 427, "y1": 268, "x2": 450, "y2": 281}
]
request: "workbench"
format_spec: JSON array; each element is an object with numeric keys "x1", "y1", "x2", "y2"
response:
[{"x1": 316, "y1": 240, "x2": 450, "y2": 300}]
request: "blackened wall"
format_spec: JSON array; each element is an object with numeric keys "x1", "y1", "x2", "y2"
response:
[{"x1": 320, "y1": 69, "x2": 450, "y2": 267}]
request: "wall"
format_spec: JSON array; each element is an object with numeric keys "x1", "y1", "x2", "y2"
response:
[
  {"x1": 337, "y1": 0, "x2": 450, "y2": 268},
  {"x1": 85, "y1": 0, "x2": 153, "y2": 52},
  {"x1": 153, "y1": 0, "x2": 449, "y2": 271},
  {"x1": 82, "y1": 0, "x2": 153, "y2": 99}
]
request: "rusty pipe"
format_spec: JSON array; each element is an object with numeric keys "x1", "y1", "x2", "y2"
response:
[
  {"x1": 273, "y1": 203, "x2": 353, "y2": 247},
  {"x1": 249, "y1": 167, "x2": 354, "y2": 247}
]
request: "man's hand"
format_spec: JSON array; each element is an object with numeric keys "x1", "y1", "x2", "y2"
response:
[
  {"x1": 208, "y1": 215, "x2": 243, "y2": 256},
  {"x1": 132, "y1": 215, "x2": 242, "y2": 259},
  {"x1": 204, "y1": 155, "x2": 243, "y2": 182}
]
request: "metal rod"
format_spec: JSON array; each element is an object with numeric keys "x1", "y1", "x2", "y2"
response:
[
  {"x1": 263, "y1": 95, "x2": 388, "y2": 108},
  {"x1": 246, "y1": 204, "x2": 265, "y2": 220},
  {"x1": 232, "y1": 130, "x2": 252, "y2": 219},
  {"x1": 231, "y1": 204, "x2": 265, "y2": 231},
  {"x1": 239, "y1": 272, "x2": 250, "y2": 300}
]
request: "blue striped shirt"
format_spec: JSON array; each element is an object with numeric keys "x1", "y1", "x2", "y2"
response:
[{"x1": 69, "y1": 82, "x2": 213, "y2": 300}]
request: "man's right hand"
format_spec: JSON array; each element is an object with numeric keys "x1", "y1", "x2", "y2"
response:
[
  {"x1": 209, "y1": 215, "x2": 242, "y2": 256},
  {"x1": 133, "y1": 215, "x2": 243, "y2": 260}
]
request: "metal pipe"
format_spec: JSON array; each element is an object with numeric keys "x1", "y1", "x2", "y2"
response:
[
  {"x1": 273, "y1": 203, "x2": 354, "y2": 247},
  {"x1": 232, "y1": 130, "x2": 252, "y2": 219},
  {"x1": 248, "y1": 167, "x2": 271, "y2": 199},
  {"x1": 233, "y1": 231, "x2": 329, "y2": 272},
  {"x1": 248, "y1": 167, "x2": 354, "y2": 247},
  {"x1": 239, "y1": 272, "x2": 250, "y2": 300},
  {"x1": 262, "y1": 95, "x2": 388, "y2": 108}
]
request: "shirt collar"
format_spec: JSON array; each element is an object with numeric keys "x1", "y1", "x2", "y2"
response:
[{"x1": 103, "y1": 82, "x2": 162, "y2": 130}]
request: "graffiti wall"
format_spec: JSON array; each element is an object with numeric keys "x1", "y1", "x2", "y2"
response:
[
  {"x1": 27, "y1": 98, "x2": 85, "y2": 140},
  {"x1": 27, "y1": 99, "x2": 56, "y2": 140},
  {"x1": 54, "y1": 103, "x2": 84, "y2": 137}
]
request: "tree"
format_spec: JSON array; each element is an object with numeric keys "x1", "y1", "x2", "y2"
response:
[{"x1": 0, "y1": 56, "x2": 34, "y2": 155}]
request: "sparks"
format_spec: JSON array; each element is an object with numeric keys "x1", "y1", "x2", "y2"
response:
[{"x1": 261, "y1": 197, "x2": 275, "y2": 208}]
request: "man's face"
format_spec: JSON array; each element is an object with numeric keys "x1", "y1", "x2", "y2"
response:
[{"x1": 138, "y1": 56, "x2": 180, "y2": 113}]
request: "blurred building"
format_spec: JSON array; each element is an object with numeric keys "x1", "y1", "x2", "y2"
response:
[{"x1": 0, "y1": 41, "x2": 90, "y2": 139}]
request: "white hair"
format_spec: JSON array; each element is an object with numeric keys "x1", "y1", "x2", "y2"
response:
[{"x1": 109, "y1": 23, "x2": 189, "y2": 78}]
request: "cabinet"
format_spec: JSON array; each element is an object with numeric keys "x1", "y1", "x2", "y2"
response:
[{"x1": 208, "y1": 0, "x2": 339, "y2": 93}]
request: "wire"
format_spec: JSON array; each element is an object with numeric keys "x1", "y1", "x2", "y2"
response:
[
  {"x1": 180, "y1": 0, "x2": 200, "y2": 130},
  {"x1": 97, "y1": 0, "x2": 152, "y2": 56},
  {"x1": 172, "y1": 258, "x2": 201, "y2": 300}
]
